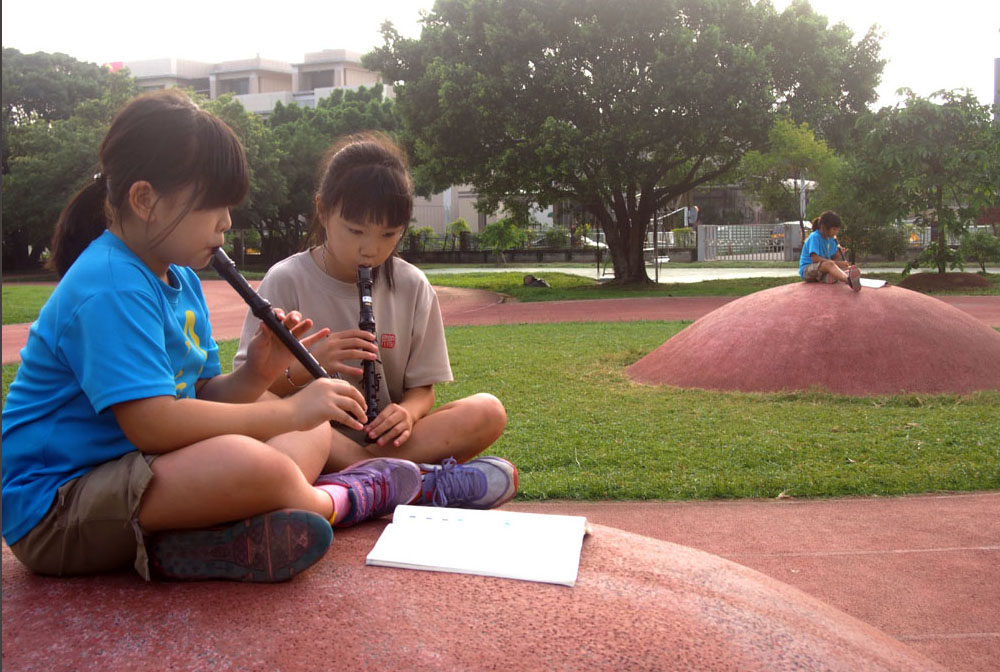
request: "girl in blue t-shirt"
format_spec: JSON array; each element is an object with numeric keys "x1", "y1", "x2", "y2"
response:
[
  {"x1": 1, "y1": 90, "x2": 422, "y2": 583},
  {"x1": 798, "y1": 211, "x2": 862, "y2": 291}
]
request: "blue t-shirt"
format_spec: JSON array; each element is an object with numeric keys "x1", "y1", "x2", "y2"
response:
[
  {"x1": 1, "y1": 231, "x2": 221, "y2": 544},
  {"x1": 798, "y1": 230, "x2": 839, "y2": 277}
]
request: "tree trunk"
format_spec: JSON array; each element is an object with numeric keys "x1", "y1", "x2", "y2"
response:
[
  {"x1": 604, "y1": 214, "x2": 652, "y2": 285},
  {"x1": 589, "y1": 195, "x2": 654, "y2": 285},
  {"x1": 608, "y1": 241, "x2": 651, "y2": 284}
]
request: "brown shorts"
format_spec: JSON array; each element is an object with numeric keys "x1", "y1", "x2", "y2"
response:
[
  {"x1": 802, "y1": 261, "x2": 828, "y2": 282},
  {"x1": 8, "y1": 451, "x2": 157, "y2": 581}
]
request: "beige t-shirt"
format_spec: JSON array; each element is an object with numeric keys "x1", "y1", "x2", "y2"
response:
[{"x1": 234, "y1": 251, "x2": 453, "y2": 408}]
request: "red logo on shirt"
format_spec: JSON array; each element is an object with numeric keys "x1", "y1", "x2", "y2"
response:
[{"x1": 380, "y1": 334, "x2": 396, "y2": 349}]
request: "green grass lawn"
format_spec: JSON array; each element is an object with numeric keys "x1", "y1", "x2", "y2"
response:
[
  {"x1": 2, "y1": 284, "x2": 56, "y2": 324},
  {"x1": 8, "y1": 321, "x2": 995, "y2": 501}
]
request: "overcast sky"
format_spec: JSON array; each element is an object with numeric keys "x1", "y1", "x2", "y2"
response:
[{"x1": 3, "y1": 0, "x2": 997, "y2": 109}]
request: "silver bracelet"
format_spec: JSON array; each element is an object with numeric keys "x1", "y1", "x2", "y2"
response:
[{"x1": 284, "y1": 366, "x2": 307, "y2": 389}]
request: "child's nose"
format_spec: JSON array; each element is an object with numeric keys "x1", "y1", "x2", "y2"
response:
[{"x1": 359, "y1": 238, "x2": 379, "y2": 259}]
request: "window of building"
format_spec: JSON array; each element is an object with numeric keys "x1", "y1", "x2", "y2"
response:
[
  {"x1": 187, "y1": 78, "x2": 210, "y2": 95},
  {"x1": 306, "y1": 70, "x2": 334, "y2": 89},
  {"x1": 218, "y1": 78, "x2": 250, "y2": 95}
]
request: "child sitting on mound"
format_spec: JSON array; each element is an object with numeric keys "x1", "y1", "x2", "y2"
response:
[{"x1": 799, "y1": 211, "x2": 861, "y2": 292}]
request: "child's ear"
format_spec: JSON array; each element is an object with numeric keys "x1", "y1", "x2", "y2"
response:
[{"x1": 128, "y1": 181, "x2": 157, "y2": 221}]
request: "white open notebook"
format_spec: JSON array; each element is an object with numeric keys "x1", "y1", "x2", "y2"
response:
[{"x1": 365, "y1": 505, "x2": 590, "y2": 587}]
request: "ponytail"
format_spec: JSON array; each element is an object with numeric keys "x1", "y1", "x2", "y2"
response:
[{"x1": 47, "y1": 174, "x2": 110, "y2": 278}]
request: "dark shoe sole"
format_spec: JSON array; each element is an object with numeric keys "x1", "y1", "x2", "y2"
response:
[
  {"x1": 150, "y1": 509, "x2": 332, "y2": 582},
  {"x1": 848, "y1": 266, "x2": 862, "y2": 292}
]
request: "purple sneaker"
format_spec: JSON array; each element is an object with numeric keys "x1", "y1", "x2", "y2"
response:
[
  {"x1": 316, "y1": 458, "x2": 421, "y2": 527},
  {"x1": 149, "y1": 509, "x2": 332, "y2": 582},
  {"x1": 416, "y1": 457, "x2": 518, "y2": 509}
]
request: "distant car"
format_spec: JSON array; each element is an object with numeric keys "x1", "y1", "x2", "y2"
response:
[{"x1": 578, "y1": 236, "x2": 608, "y2": 249}]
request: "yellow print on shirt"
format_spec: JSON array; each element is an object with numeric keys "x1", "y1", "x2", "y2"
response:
[{"x1": 175, "y1": 310, "x2": 207, "y2": 395}]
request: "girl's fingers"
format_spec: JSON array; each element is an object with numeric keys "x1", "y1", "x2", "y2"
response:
[
  {"x1": 299, "y1": 327, "x2": 330, "y2": 349},
  {"x1": 379, "y1": 423, "x2": 408, "y2": 447},
  {"x1": 392, "y1": 428, "x2": 412, "y2": 448},
  {"x1": 329, "y1": 362, "x2": 365, "y2": 377}
]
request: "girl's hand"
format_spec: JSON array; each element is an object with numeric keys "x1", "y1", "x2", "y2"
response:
[
  {"x1": 366, "y1": 403, "x2": 415, "y2": 448},
  {"x1": 308, "y1": 328, "x2": 379, "y2": 378},
  {"x1": 290, "y1": 378, "x2": 367, "y2": 431},
  {"x1": 245, "y1": 309, "x2": 329, "y2": 385}
]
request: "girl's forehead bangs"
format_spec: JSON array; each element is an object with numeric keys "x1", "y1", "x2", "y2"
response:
[
  {"x1": 334, "y1": 165, "x2": 412, "y2": 228},
  {"x1": 191, "y1": 116, "x2": 250, "y2": 209}
]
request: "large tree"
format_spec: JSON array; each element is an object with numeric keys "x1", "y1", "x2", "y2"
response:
[
  {"x1": 366, "y1": 0, "x2": 883, "y2": 283},
  {"x1": 855, "y1": 89, "x2": 1000, "y2": 274}
]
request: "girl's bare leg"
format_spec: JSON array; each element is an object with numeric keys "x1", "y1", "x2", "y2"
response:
[
  {"x1": 138, "y1": 428, "x2": 334, "y2": 531},
  {"x1": 819, "y1": 259, "x2": 849, "y2": 282}
]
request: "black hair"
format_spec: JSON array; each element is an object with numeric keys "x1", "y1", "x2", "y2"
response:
[
  {"x1": 48, "y1": 89, "x2": 249, "y2": 277},
  {"x1": 816, "y1": 210, "x2": 842, "y2": 233},
  {"x1": 304, "y1": 132, "x2": 413, "y2": 287}
]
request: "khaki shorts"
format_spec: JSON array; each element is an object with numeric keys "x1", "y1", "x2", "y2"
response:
[
  {"x1": 9, "y1": 451, "x2": 157, "y2": 581},
  {"x1": 802, "y1": 261, "x2": 828, "y2": 282}
]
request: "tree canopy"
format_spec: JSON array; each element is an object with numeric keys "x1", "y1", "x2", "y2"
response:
[
  {"x1": 2, "y1": 47, "x2": 117, "y2": 173},
  {"x1": 853, "y1": 89, "x2": 1000, "y2": 273},
  {"x1": 739, "y1": 118, "x2": 841, "y2": 230},
  {"x1": 1, "y1": 51, "x2": 399, "y2": 268},
  {"x1": 366, "y1": 0, "x2": 884, "y2": 283},
  {"x1": 2, "y1": 53, "x2": 137, "y2": 270}
]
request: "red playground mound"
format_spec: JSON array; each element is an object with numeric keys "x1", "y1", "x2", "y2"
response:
[
  {"x1": 1, "y1": 524, "x2": 944, "y2": 671},
  {"x1": 626, "y1": 283, "x2": 1000, "y2": 396}
]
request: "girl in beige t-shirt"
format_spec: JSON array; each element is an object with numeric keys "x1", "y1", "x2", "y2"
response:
[{"x1": 236, "y1": 134, "x2": 516, "y2": 511}]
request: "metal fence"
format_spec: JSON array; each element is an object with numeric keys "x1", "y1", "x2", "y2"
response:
[
  {"x1": 697, "y1": 223, "x2": 803, "y2": 262},
  {"x1": 407, "y1": 224, "x2": 996, "y2": 259}
]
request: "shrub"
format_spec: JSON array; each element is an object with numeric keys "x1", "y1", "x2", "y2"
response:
[
  {"x1": 960, "y1": 229, "x2": 1000, "y2": 272},
  {"x1": 407, "y1": 226, "x2": 436, "y2": 253}
]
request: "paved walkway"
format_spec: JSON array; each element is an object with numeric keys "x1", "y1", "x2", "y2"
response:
[{"x1": 3, "y1": 280, "x2": 998, "y2": 670}]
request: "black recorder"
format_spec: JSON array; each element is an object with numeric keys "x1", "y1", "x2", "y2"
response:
[
  {"x1": 356, "y1": 266, "x2": 380, "y2": 425},
  {"x1": 210, "y1": 247, "x2": 338, "y2": 426}
]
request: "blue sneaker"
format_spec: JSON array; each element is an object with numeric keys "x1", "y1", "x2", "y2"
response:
[
  {"x1": 316, "y1": 458, "x2": 421, "y2": 527},
  {"x1": 416, "y1": 457, "x2": 518, "y2": 509},
  {"x1": 149, "y1": 509, "x2": 332, "y2": 582}
]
